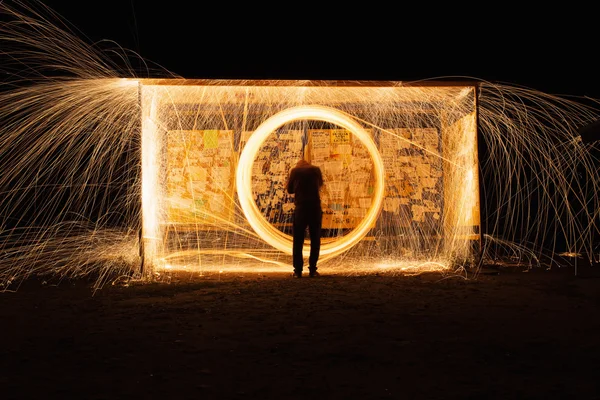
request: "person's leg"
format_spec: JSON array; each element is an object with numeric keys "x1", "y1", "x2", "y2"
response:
[
  {"x1": 308, "y1": 208, "x2": 322, "y2": 275},
  {"x1": 292, "y1": 209, "x2": 307, "y2": 275}
]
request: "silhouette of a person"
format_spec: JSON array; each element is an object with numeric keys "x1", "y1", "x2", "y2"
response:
[{"x1": 286, "y1": 158, "x2": 324, "y2": 278}]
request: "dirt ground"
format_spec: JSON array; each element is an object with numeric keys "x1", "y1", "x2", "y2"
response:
[{"x1": 1, "y1": 264, "x2": 599, "y2": 400}]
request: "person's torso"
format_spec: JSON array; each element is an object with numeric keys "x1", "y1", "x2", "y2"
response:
[{"x1": 290, "y1": 165, "x2": 322, "y2": 206}]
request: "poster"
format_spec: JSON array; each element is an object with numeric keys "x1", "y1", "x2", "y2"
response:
[
  {"x1": 379, "y1": 128, "x2": 442, "y2": 230},
  {"x1": 309, "y1": 129, "x2": 375, "y2": 230},
  {"x1": 165, "y1": 129, "x2": 236, "y2": 227},
  {"x1": 239, "y1": 129, "x2": 305, "y2": 227}
]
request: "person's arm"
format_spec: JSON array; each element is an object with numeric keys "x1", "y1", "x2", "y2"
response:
[
  {"x1": 317, "y1": 167, "x2": 324, "y2": 188},
  {"x1": 286, "y1": 169, "x2": 295, "y2": 194}
]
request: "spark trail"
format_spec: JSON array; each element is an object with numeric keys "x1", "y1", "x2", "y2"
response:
[{"x1": 0, "y1": 1, "x2": 598, "y2": 291}]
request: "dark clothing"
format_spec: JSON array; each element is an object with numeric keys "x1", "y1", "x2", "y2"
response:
[
  {"x1": 286, "y1": 161, "x2": 324, "y2": 274},
  {"x1": 286, "y1": 163, "x2": 323, "y2": 207},
  {"x1": 292, "y1": 205, "x2": 323, "y2": 273}
]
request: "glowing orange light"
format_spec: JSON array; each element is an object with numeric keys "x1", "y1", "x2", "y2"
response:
[{"x1": 236, "y1": 105, "x2": 385, "y2": 258}]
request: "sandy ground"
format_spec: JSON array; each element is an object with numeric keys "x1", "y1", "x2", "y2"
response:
[{"x1": 1, "y1": 265, "x2": 599, "y2": 400}]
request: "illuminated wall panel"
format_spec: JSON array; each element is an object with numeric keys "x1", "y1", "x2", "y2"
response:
[
  {"x1": 165, "y1": 129, "x2": 236, "y2": 226},
  {"x1": 139, "y1": 80, "x2": 480, "y2": 274}
]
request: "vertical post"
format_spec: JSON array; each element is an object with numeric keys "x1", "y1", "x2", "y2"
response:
[
  {"x1": 139, "y1": 85, "x2": 162, "y2": 276},
  {"x1": 138, "y1": 81, "x2": 145, "y2": 275},
  {"x1": 475, "y1": 83, "x2": 485, "y2": 266}
]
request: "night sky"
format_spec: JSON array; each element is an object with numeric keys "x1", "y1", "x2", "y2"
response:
[{"x1": 38, "y1": 2, "x2": 600, "y2": 99}]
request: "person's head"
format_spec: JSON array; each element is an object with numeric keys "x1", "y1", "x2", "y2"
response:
[{"x1": 296, "y1": 158, "x2": 310, "y2": 167}]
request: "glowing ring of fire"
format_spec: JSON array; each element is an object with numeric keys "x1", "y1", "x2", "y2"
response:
[{"x1": 236, "y1": 105, "x2": 385, "y2": 257}]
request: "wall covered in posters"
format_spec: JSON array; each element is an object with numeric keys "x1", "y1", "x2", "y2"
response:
[
  {"x1": 238, "y1": 129, "x2": 304, "y2": 229},
  {"x1": 165, "y1": 129, "x2": 236, "y2": 227},
  {"x1": 379, "y1": 127, "x2": 443, "y2": 235},
  {"x1": 139, "y1": 81, "x2": 480, "y2": 271},
  {"x1": 163, "y1": 127, "x2": 445, "y2": 237},
  {"x1": 308, "y1": 129, "x2": 375, "y2": 230}
]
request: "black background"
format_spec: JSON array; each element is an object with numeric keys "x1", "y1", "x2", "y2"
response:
[{"x1": 40, "y1": 1, "x2": 600, "y2": 99}]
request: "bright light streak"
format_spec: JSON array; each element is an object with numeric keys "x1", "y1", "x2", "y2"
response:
[
  {"x1": 236, "y1": 105, "x2": 385, "y2": 258},
  {"x1": 141, "y1": 89, "x2": 162, "y2": 267}
]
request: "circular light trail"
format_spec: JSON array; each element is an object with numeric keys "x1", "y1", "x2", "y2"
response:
[{"x1": 236, "y1": 105, "x2": 385, "y2": 258}]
